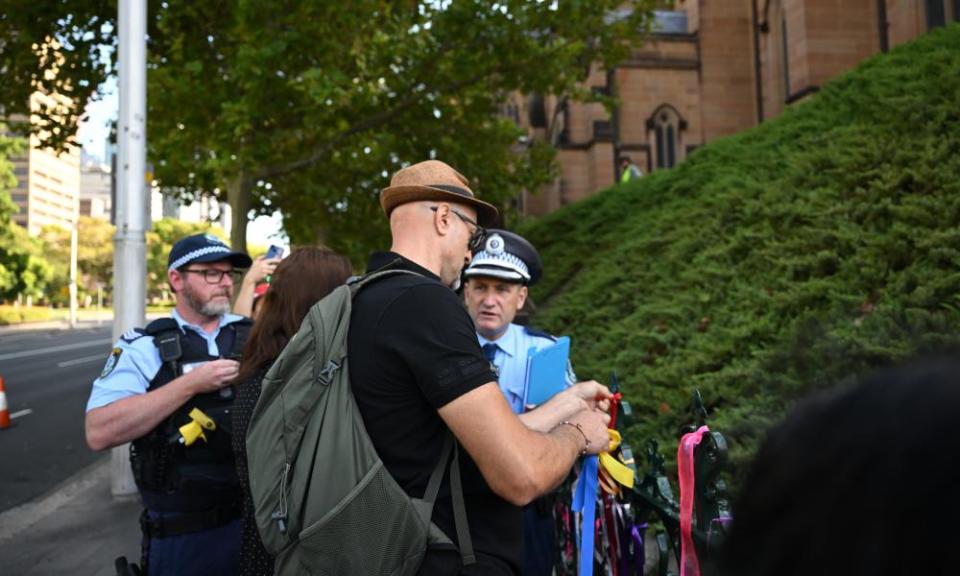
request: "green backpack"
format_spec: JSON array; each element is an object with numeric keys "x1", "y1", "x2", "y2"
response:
[{"x1": 245, "y1": 269, "x2": 475, "y2": 575}]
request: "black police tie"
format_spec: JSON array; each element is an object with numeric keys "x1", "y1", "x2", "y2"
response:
[
  {"x1": 482, "y1": 343, "x2": 500, "y2": 378},
  {"x1": 482, "y1": 343, "x2": 498, "y2": 364}
]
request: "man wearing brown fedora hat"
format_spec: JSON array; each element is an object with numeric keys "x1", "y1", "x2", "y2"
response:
[{"x1": 348, "y1": 159, "x2": 613, "y2": 574}]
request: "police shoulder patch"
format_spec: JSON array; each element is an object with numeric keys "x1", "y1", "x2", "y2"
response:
[{"x1": 100, "y1": 347, "x2": 123, "y2": 379}]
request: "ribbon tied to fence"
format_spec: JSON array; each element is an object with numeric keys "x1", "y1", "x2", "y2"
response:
[
  {"x1": 572, "y1": 427, "x2": 637, "y2": 576},
  {"x1": 678, "y1": 425, "x2": 710, "y2": 576}
]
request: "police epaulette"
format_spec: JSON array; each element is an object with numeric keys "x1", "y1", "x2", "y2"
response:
[
  {"x1": 524, "y1": 326, "x2": 557, "y2": 341},
  {"x1": 145, "y1": 317, "x2": 180, "y2": 336},
  {"x1": 120, "y1": 328, "x2": 148, "y2": 343}
]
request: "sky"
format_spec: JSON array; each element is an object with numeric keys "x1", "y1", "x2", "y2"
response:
[{"x1": 76, "y1": 78, "x2": 287, "y2": 249}]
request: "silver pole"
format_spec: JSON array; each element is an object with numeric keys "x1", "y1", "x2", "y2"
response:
[
  {"x1": 111, "y1": 0, "x2": 147, "y2": 497},
  {"x1": 68, "y1": 219, "x2": 78, "y2": 329}
]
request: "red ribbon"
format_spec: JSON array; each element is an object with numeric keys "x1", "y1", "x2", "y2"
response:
[
  {"x1": 609, "y1": 392, "x2": 623, "y2": 428},
  {"x1": 677, "y1": 425, "x2": 710, "y2": 576}
]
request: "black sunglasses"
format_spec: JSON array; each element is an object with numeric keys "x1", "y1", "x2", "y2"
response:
[{"x1": 430, "y1": 206, "x2": 486, "y2": 252}]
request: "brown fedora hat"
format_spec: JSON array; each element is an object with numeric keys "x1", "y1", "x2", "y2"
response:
[{"x1": 380, "y1": 160, "x2": 499, "y2": 227}]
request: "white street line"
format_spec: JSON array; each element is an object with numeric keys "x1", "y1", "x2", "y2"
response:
[
  {"x1": 10, "y1": 409, "x2": 32, "y2": 419},
  {"x1": 57, "y1": 353, "x2": 109, "y2": 368},
  {"x1": 0, "y1": 338, "x2": 112, "y2": 362}
]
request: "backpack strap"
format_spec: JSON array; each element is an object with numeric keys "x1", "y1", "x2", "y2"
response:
[
  {"x1": 448, "y1": 439, "x2": 476, "y2": 565},
  {"x1": 348, "y1": 262, "x2": 424, "y2": 295},
  {"x1": 416, "y1": 432, "x2": 476, "y2": 567}
]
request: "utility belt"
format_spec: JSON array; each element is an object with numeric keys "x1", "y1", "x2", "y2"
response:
[{"x1": 139, "y1": 502, "x2": 241, "y2": 539}]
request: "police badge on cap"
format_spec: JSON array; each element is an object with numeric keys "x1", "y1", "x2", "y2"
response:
[{"x1": 464, "y1": 229, "x2": 543, "y2": 285}]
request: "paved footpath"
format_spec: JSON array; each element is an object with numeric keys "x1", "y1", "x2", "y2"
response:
[{"x1": 0, "y1": 457, "x2": 142, "y2": 576}]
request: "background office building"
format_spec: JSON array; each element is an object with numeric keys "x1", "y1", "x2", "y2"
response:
[{"x1": 7, "y1": 91, "x2": 81, "y2": 235}]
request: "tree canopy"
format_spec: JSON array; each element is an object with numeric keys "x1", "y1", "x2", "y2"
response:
[
  {"x1": 2, "y1": 1, "x2": 653, "y2": 260},
  {"x1": 0, "y1": 1, "x2": 115, "y2": 151},
  {"x1": 37, "y1": 216, "x2": 115, "y2": 303},
  {"x1": 156, "y1": 1, "x2": 653, "y2": 259}
]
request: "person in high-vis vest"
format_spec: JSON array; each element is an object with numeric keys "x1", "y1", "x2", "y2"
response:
[
  {"x1": 85, "y1": 233, "x2": 252, "y2": 576},
  {"x1": 619, "y1": 155, "x2": 643, "y2": 183}
]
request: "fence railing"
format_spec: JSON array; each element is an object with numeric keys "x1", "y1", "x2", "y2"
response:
[{"x1": 557, "y1": 379, "x2": 731, "y2": 576}]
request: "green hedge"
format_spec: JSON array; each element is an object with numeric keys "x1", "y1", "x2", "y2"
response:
[
  {"x1": 0, "y1": 305, "x2": 55, "y2": 325},
  {"x1": 520, "y1": 24, "x2": 960, "y2": 483}
]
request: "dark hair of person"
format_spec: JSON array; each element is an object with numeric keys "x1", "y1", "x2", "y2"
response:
[
  {"x1": 234, "y1": 247, "x2": 352, "y2": 384},
  {"x1": 718, "y1": 357, "x2": 960, "y2": 576}
]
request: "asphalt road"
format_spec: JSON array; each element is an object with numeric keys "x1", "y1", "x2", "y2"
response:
[{"x1": 0, "y1": 323, "x2": 115, "y2": 513}]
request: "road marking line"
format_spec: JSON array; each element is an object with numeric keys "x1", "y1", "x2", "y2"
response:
[
  {"x1": 10, "y1": 408, "x2": 32, "y2": 419},
  {"x1": 57, "y1": 353, "x2": 110, "y2": 368},
  {"x1": 0, "y1": 338, "x2": 112, "y2": 361}
]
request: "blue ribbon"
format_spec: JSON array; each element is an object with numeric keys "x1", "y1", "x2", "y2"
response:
[{"x1": 572, "y1": 455, "x2": 599, "y2": 576}]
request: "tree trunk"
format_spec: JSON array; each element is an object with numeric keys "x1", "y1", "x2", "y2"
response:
[{"x1": 226, "y1": 173, "x2": 252, "y2": 253}]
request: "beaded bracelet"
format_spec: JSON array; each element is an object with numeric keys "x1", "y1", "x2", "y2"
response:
[{"x1": 561, "y1": 420, "x2": 590, "y2": 456}]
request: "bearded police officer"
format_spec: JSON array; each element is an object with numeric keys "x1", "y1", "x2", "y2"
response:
[
  {"x1": 463, "y1": 230, "x2": 577, "y2": 576},
  {"x1": 85, "y1": 233, "x2": 252, "y2": 576}
]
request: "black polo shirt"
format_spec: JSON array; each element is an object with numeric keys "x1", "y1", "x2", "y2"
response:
[{"x1": 349, "y1": 252, "x2": 522, "y2": 575}]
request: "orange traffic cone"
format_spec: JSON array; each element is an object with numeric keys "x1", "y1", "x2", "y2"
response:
[{"x1": 0, "y1": 376, "x2": 10, "y2": 430}]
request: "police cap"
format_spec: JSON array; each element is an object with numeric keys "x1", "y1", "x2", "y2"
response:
[
  {"x1": 464, "y1": 229, "x2": 543, "y2": 285},
  {"x1": 167, "y1": 233, "x2": 253, "y2": 272}
]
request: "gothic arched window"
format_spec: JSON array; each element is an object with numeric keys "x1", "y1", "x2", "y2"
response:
[{"x1": 646, "y1": 104, "x2": 686, "y2": 170}]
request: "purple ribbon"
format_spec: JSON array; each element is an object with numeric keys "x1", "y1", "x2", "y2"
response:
[{"x1": 632, "y1": 523, "x2": 647, "y2": 574}]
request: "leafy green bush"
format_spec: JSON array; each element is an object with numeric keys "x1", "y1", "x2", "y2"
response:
[
  {"x1": 520, "y1": 24, "x2": 960, "y2": 483},
  {"x1": 0, "y1": 305, "x2": 55, "y2": 325}
]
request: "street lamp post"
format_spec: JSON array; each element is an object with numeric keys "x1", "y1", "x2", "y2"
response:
[
  {"x1": 69, "y1": 215, "x2": 78, "y2": 329},
  {"x1": 111, "y1": 0, "x2": 147, "y2": 497}
]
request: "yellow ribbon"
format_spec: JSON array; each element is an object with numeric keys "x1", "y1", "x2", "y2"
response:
[{"x1": 598, "y1": 429, "x2": 635, "y2": 491}]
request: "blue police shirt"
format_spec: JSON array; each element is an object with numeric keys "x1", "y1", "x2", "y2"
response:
[
  {"x1": 479, "y1": 323, "x2": 576, "y2": 414},
  {"x1": 85, "y1": 309, "x2": 246, "y2": 412}
]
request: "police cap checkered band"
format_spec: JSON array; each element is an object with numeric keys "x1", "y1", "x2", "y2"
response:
[
  {"x1": 167, "y1": 233, "x2": 253, "y2": 271},
  {"x1": 467, "y1": 251, "x2": 530, "y2": 282}
]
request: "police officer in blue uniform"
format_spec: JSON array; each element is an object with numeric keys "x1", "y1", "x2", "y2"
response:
[
  {"x1": 85, "y1": 233, "x2": 252, "y2": 576},
  {"x1": 463, "y1": 230, "x2": 576, "y2": 410},
  {"x1": 463, "y1": 229, "x2": 577, "y2": 576}
]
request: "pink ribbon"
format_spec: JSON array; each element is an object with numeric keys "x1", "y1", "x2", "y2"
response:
[{"x1": 677, "y1": 425, "x2": 709, "y2": 576}]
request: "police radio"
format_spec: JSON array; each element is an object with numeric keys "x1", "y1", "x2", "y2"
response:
[{"x1": 156, "y1": 331, "x2": 183, "y2": 375}]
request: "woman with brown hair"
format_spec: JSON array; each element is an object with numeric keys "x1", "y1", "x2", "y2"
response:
[{"x1": 231, "y1": 247, "x2": 353, "y2": 575}]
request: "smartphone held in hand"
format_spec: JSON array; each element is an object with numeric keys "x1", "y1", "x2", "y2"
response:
[{"x1": 265, "y1": 245, "x2": 285, "y2": 260}]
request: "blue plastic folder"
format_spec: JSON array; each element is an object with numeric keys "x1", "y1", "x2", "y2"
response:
[{"x1": 522, "y1": 336, "x2": 570, "y2": 407}]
